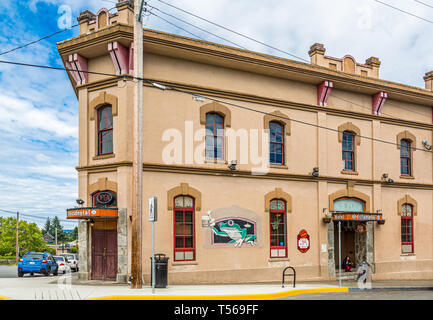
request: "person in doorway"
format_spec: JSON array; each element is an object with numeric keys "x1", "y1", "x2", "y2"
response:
[{"x1": 342, "y1": 256, "x2": 354, "y2": 272}]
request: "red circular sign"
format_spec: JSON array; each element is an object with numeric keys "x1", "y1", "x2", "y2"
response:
[{"x1": 297, "y1": 229, "x2": 310, "y2": 253}]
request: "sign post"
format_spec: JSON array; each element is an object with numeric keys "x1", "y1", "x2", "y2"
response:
[{"x1": 149, "y1": 197, "x2": 157, "y2": 294}]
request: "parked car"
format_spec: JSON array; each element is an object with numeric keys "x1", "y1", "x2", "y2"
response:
[
  {"x1": 18, "y1": 252, "x2": 58, "y2": 277},
  {"x1": 53, "y1": 256, "x2": 71, "y2": 274},
  {"x1": 60, "y1": 253, "x2": 79, "y2": 272}
]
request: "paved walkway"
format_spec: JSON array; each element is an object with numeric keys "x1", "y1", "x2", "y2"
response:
[{"x1": 0, "y1": 273, "x2": 431, "y2": 300}]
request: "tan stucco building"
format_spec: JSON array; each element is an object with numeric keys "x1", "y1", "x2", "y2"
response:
[{"x1": 59, "y1": 1, "x2": 433, "y2": 283}]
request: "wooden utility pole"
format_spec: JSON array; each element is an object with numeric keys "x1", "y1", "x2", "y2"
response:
[
  {"x1": 131, "y1": 0, "x2": 145, "y2": 289},
  {"x1": 15, "y1": 212, "x2": 19, "y2": 264}
]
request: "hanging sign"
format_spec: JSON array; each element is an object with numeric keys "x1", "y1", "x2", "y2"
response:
[
  {"x1": 297, "y1": 229, "x2": 310, "y2": 253},
  {"x1": 355, "y1": 223, "x2": 367, "y2": 233}
]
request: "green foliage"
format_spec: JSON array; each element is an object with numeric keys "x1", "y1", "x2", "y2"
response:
[
  {"x1": 70, "y1": 245, "x2": 78, "y2": 254},
  {"x1": 45, "y1": 247, "x2": 56, "y2": 255},
  {"x1": 0, "y1": 217, "x2": 51, "y2": 256}
]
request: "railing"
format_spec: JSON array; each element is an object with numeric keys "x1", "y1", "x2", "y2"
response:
[{"x1": 281, "y1": 266, "x2": 296, "y2": 288}]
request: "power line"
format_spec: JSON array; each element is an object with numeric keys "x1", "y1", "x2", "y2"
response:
[
  {"x1": 148, "y1": 5, "x2": 249, "y2": 50},
  {"x1": 156, "y1": 0, "x2": 309, "y2": 63},
  {"x1": 148, "y1": 12, "x2": 206, "y2": 41},
  {"x1": 151, "y1": 2, "x2": 433, "y2": 123},
  {"x1": 0, "y1": 59, "x2": 431, "y2": 153},
  {"x1": 0, "y1": 24, "x2": 79, "y2": 56},
  {"x1": 373, "y1": 0, "x2": 433, "y2": 25},
  {"x1": 414, "y1": 0, "x2": 433, "y2": 10}
]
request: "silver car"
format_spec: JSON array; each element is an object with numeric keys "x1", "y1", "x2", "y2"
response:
[{"x1": 60, "y1": 253, "x2": 79, "y2": 272}]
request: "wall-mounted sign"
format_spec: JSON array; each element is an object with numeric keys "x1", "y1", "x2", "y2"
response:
[
  {"x1": 66, "y1": 207, "x2": 118, "y2": 219},
  {"x1": 297, "y1": 229, "x2": 310, "y2": 253},
  {"x1": 332, "y1": 213, "x2": 383, "y2": 222},
  {"x1": 212, "y1": 218, "x2": 257, "y2": 247},
  {"x1": 149, "y1": 196, "x2": 158, "y2": 222}
]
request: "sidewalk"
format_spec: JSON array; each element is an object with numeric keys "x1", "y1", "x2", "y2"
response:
[{"x1": 1, "y1": 276, "x2": 432, "y2": 300}]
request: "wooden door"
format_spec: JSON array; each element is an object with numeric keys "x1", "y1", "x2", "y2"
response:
[{"x1": 92, "y1": 229, "x2": 117, "y2": 281}]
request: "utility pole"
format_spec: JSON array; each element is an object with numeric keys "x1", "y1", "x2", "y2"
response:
[
  {"x1": 131, "y1": 0, "x2": 145, "y2": 289},
  {"x1": 55, "y1": 227, "x2": 58, "y2": 248},
  {"x1": 15, "y1": 212, "x2": 19, "y2": 264}
]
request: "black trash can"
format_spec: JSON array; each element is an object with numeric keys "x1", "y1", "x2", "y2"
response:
[{"x1": 150, "y1": 253, "x2": 169, "y2": 288}]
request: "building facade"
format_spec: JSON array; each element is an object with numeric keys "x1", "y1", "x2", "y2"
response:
[{"x1": 59, "y1": 1, "x2": 433, "y2": 283}]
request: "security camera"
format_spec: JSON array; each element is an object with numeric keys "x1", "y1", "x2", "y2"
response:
[
  {"x1": 381, "y1": 173, "x2": 388, "y2": 180},
  {"x1": 76, "y1": 199, "x2": 84, "y2": 205},
  {"x1": 422, "y1": 140, "x2": 432, "y2": 151},
  {"x1": 387, "y1": 178, "x2": 394, "y2": 183}
]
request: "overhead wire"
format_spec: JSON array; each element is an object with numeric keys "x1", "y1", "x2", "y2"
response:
[
  {"x1": 149, "y1": 2, "x2": 433, "y2": 122},
  {"x1": 0, "y1": 58, "x2": 430, "y2": 153}
]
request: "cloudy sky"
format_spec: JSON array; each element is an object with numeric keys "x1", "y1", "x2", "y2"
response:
[{"x1": 0, "y1": 0, "x2": 432, "y2": 228}]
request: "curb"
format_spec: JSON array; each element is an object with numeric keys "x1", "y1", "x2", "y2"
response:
[
  {"x1": 0, "y1": 296, "x2": 11, "y2": 300},
  {"x1": 86, "y1": 287, "x2": 349, "y2": 300},
  {"x1": 349, "y1": 286, "x2": 433, "y2": 292}
]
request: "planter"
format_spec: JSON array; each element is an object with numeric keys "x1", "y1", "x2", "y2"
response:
[{"x1": 322, "y1": 217, "x2": 332, "y2": 224}]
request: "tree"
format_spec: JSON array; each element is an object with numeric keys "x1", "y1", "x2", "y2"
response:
[
  {"x1": 51, "y1": 216, "x2": 66, "y2": 242},
  {"x1": 42, "y1": 218, "x2": 51, "y2": 236},
  {"x1": 0, "y1": 217, "x2": 49, "y2": 257}
]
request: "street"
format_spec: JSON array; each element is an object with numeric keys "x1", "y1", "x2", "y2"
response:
[
  {"x1": 0, "y1": 266, "x2": 18, "y2": 278},
  {"x1": 282, "y1": 290, "x2": 433, "y2": 300}
]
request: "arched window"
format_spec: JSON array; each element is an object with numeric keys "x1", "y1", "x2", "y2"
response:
[
  {"x1": 205, "y1": 112, "x2": 224, "y2": 160},
  {"x1": 269, "y1": 121, "x2": 284, "y2": 165},
  {"x1": 342, "y1": 131, "x2": 355, "y2": 171},
  {"x1": 92, "y1": 190, "x2": 117, "y2": 208},
  {"x1": 401, "y1": 204, "x2": 414, "y2": 254},
  {"x1": 269, "y1": 199, "x2": 287, "y2": 258},
  {"x1": 174, "y1": 196, "x2": 195, "y2": 261},
  {"x1": 97, "y1": 105, "x2": 113, "y2": 155},
  {"x1": 400, "y1": 139, "x2": 412, "y2": 176}
]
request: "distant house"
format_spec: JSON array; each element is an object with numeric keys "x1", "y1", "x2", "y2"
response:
[{"x1": 43, "y1": 233, "x2": 55, "y2": 244}]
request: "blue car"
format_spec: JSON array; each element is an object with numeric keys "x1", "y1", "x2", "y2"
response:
[{"x1": 17, "y1": 252, "x2": 59, "y2": 277}]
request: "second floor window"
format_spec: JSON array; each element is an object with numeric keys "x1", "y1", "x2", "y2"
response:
[
  {"x1": 400, "y1": 139, "x2": 412, "y2": 176},
  {"x1": 269, "y1": 121, "x2": 284, "y2": 165},
  {"x1": 205, "y1": 112, "x2": 224, "y2": 160},
  {"x1": 98, "y1": 105, "x2": 113, "y2": 155},
  {"x1": 342, "y1": 131, "x2": 355, "y2": 171}
]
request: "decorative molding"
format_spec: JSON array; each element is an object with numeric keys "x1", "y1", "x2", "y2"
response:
[
  {"x1": 264, "y1": 188, "x2": 292, "y2": 212},
  {"x1": 397, "y1": 195, "x2": 418, "y2": 216},
  {"x1": 317, "y1": 80, "x2": 333, "y2": 106},
  {"x1": 167, "y1": 183, "x2": 202, "y2": 211},
  {"x1": 199, "y1": 102, "x2": 231, "y2": 127},
  {"x1": 89, "y1": 91, "x2": 118, "y2": 120},
  {"x1": 108, "y1": 41, "x2": 131, "y2": 75},
  {"x1": 88, "y1": 177, "x2": 118, "y2": 205},
  {"x1": 329, "y1": 184, "x2": 371, "y2": 212},
  {"x1": 396, "y1": 130, "x2": 416, "y2": 150},
  {"x1": 66, "y1": 53, "x2": 88, "y2": 85},
  {"x1": 338, "y1": 122, "x2": 361, "y2": 146},
  {"x1": 263, "y1": 110, "x2": 291, "y2": 135},
  {"x1": 372, "y1": 91, "x2": 387, "y2": 115}
]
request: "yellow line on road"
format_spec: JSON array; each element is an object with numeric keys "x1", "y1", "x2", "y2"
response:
[{"x1": 87, "y1": 287, "x2": 349, "y2": 300}]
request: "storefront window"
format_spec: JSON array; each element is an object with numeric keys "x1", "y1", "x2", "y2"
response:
[
  {"x1": 174, "y1": 196, "x2": 195, "y2": 261},
  {"x1": 270, "y1": 199, "x2": 287, "y2": 258}
]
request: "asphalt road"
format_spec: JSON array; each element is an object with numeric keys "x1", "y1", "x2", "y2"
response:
[{"x1": 283, "y1": 290, "x2": 433, "y2": 300}]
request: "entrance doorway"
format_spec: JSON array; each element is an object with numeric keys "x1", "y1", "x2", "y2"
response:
[
  {"x1": 91, "y1": 228, "x2": 117, "y2": 281},
  {"x1": 333, "y1": 221, "x2": 367, "y2": 270}
]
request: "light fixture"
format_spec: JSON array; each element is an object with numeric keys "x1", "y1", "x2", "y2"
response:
[
  {"x1": 311, "y1": 167, "x2": 319, "y2": 177},
  {"x1": 381, "y1": 173, "x2": 388, "y2": 180},
  {"x1": 228, "y1": 160, "x2": 237, "y2": 171},
  {"x1": 76, "y1": 199, "x2": 84, "y2": 206},
  {"x1": 387, "y1": 178, "x2": 394, "y2": 183},
  {"x1": 422, "y1": 140, "x2": 432, "y2": 151}
]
